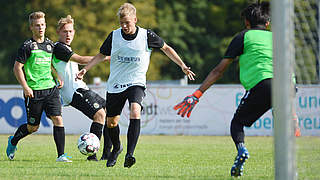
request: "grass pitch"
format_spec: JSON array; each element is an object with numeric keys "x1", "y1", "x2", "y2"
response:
[{"x1": 0, "y1": 135, "x2": 319, "y2": 179}]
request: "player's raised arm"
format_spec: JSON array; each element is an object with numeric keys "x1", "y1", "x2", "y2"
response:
[
  {"x1": 76, "y1": 53, "x2": 106, "y2": 80},
  {"x1": 174, "y1": 58, "x2": 233, "y2": 118},
  {"x1": 160, "y1": 42, "x2": 195, "y2": 81}
]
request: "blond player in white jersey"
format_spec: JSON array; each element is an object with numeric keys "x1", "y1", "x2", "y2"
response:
[{"x1": 76, "y1": 3, "x2": 195, "y2": 168}]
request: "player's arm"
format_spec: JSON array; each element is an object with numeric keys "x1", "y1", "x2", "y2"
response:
[
  {"x1": 160, "y1": 42, "x2": 195, "y2": 80},
  {"x1": 174, "y1": 31, "x2": 243, "y2": 118},
  {"x1": 51, "y1": 65, "x2": 63, "y2": 88},
  {"x1": 76, "y1": 32, "x2": 112, "y2": 80},
  {"x1": 70, "y1": 53, "x2": 110, "y2": 65},
  {"x1": 76, "y1": 53, "x2": 107, "y2": 80},
  {"x1": 198, "y1": 58, "x2": 233, "y2": 92},
  {"x1": 173, "y1": 58, "x2": 233, "y2": 117},
  {"x1": 13, "y1": 61, "x2": 33, "y2": 98}
]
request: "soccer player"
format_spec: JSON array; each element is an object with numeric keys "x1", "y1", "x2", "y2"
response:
[
  {"x1": 52, "y1": 15, "x2": 112, "y2": 161},
  {"x1": 7, "y1": 11, "x2": 71, "y2": 162},
  {"x1": 76, "y1": 3, "x2": 195, "y2": 168},
  {"x1": 174, "y1": 1, "x2": 279, "y2": 177}
]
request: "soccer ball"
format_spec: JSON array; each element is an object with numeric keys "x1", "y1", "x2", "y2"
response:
[{"x1": 77, "y1": 132, "x2": 100, "y2": 156}]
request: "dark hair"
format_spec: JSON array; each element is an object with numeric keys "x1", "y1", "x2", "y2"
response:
[{"x1": 241, "y1": 1, "x2": 270, "y2": 27}]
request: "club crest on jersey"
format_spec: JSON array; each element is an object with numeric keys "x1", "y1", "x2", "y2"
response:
[
  {"x1": 46, "y1": 45, "x2": 52, "y2": 51},
  {"x1": 31, "y1": 42, "x2": 38, "y2": 50},
  {"x1": 93, "y1": 103, "x2": 99, "y2": 109}
]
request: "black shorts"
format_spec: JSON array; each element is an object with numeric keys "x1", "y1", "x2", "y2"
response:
[
  {"x1": 70, "y1": 88, "x2": 106, "y2": 120},
  {"x1": 106, "y1": 86, "x2": 145, "y2": 117},
  {"x1": 232, "y1": 78, "x2": 272, "y2": 127},
  {"x1": 25, "y1": 86, "x2": 62, "y2": 126}
]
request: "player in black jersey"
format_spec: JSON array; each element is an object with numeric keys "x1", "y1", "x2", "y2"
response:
[
  {"x1": 7, "y1": 11, "x2": 71, "y2": 162},
  {"x1": 52, "y1": 15, "x2": 112, "y2": 161}
]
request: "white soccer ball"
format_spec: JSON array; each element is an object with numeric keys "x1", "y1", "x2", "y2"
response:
[{"x1": 77, "y1": 132, "x2": 100, "y2": 156}]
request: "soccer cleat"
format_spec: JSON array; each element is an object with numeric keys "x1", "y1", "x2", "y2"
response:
[
  {"x1": 56, "y1": 154, "x2": 72, "y2": 162},
  {"x1": 231, "y1": 146, "x2": 250, "y2": 177},
  {"x1": 6, "y1": 136, "x2": 17, "y2": 160},
  {"x1": 106, "y1": 145, "x2": 123, "y2": 167},
  {"x1": 124, "y1": 154, "x2": 136, "y2": 168},
  {"x1": 100, "y1": 151, "x2": 112, "y2": 161},
  {"x1": 87, "y1": 154, "x2": 98, "y2": 161}
]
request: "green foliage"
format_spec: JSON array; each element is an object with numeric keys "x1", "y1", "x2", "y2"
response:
[
  {"x1": 2, "y1": 0, "x2": 316, "y2": 85},
  {"x1": 0, "y1": 135, "x2": 319, "y2": 179}
]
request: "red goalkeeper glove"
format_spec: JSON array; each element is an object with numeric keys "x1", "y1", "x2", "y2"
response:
[{"x1": 173, "y1": 89, "x2": 203, "y2": 118}]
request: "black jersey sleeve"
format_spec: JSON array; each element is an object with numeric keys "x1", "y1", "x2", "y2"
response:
[
  {"x1": 15, "y1": 44, "x2": 31, "y2": 64},
  {"x1": 53, "y1": 42, "x2": 74, "y2": 62},
  {"x1": 147, "y1": 29, "x2": 164, "y2": 49},
  {"x1": 224, "y1": 30, "x2": 247, "y2": 59},
  {"x1": 100, "y1": 32, "x2": 113, "y2": 56}
]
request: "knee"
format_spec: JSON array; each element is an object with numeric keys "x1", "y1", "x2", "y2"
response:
[
  {"x1": 50, "y1": 116, "x2": 64, "y2": 126},
  {"x1": 130, "y1": 104, "x2": 141, "y2": 119},
  {"x1": 107, "y1": 118, "x2": 118, "y2": 128},
  {"x1": 93, "y1": 109, "x2": 106, "y2": 125},
  {"x1": 27, "y1": 124, "x2": 39, "y2": 133}
]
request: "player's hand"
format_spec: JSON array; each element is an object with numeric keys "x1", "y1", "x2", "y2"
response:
[
  {"x1": 57, "y1": 78, "x2": 64, "y2": 89},
  {"x1": 23, "y1": 86, "x2": 34, "y2": 98},
  {"x1": 76, "y1": 69, "x2": 87, "y2": 81},
  {"x1": 104, "y1": 56, "x2": 111, "y2": 62},
  {"x1": 173, "y1": 89, "x2": 203, "y2": 118},
  {"x1": 182, "y1": 66, "x2": 195, "y2": 81}
]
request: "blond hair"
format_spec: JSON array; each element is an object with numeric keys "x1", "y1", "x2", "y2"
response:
[
  {"x1": 29, "y1": 11, "x2": 45, "y2": 25},
  {"x1": 117, "y1": 3, "x2": 136, "y2": 18},
  {"x1": 57, "y1": 15, "x2": 74, "y2": 32}
]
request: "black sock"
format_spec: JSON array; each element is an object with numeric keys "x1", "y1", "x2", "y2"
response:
[
  {"x1": 103, "y1": 125, "x2": 112, "y2": 154},
  {"x1": 90, "y1": 122, "x2": 103, "y2": 140},
  {"x1": 53, "y1": 126, "x2": 65, "y2": 157},
  {"x1": 127, "y1": 119, "x2": 140, "y2": 156},
  {"x1": 11, "y1": 124, "x2": 30, "y2": 146},
  {"x1": 108, "y1": 125, "x2": 120, "y2": 150},
  {"x1": 230, "y1": 118, "x2": 245, "y2": 150}
]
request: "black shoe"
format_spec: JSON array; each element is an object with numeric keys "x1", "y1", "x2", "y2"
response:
[
  {"x1": 87, "y1": 154, "x2": 98, "y2": 161},
  {"x1": 124, "y1": 154, "x2": 136, "y2": 168},
  {"x1": 106, "y1": 145, "x2": 123, "y2": 167},
  {"x1": 100, "y1": 151, "x2": 112, "y2": 161}
]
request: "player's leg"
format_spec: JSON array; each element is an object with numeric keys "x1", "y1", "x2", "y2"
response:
[
  {"x1": 105, "y1": 91, "x2": 126, "y2": 167},
  {"x1": 100, "y1": 122, "x2": 113, "y2": 160},
  {"x1": 124, "y1": 86, "x2": 145, "y2": 168},
  {"x1": 70, "y1": 88, "x2": 107, "y2": 161},
  {"x1": 46, "y1": 87, "x2": 71, "y2": 162},
  {"x1": 106, "y1": 115, "x2": 123, "y2": 167},
  {"x1": 230, "y1": 78, "x2": 271, "y2": 177},
  {"x1": 6, "y1": 95, "x2": 42, "y2": 160}
]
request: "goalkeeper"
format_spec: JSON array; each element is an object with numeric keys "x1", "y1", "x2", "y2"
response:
[{"x1": 174, "y1": 1, "x2": 277, "y2": 177}]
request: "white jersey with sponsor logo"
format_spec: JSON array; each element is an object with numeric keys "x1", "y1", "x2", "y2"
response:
[
  {"x1": 107, "y1": 27, "x2": 152, "y2": 93},
  {"x1": 52, "y1": 43, "x2": 88, "y2": 105}
]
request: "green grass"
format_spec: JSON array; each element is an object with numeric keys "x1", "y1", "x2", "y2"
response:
[{"x1": 0, "y1": 135, "x2": 319, "y2": 179}]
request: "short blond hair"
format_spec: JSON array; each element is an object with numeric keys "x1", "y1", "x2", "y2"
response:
[
  {"x1": 29, "y1": 11, "x2": 45, "y2": 25},
  {"x1": 117, "y1": 3, "x2": 136, "y2": 18},
  {"x1": 57, "y1": 15, "x2": 74, "y2": 32}
]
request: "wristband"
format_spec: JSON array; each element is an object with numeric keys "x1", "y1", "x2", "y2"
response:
[{"x1": 192, "y1": 89, "x2": 203, "y2": 99}]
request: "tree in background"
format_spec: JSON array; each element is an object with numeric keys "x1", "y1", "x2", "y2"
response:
[{"x1": 0, "y1": 0, "x2": 265, "y2": 85}]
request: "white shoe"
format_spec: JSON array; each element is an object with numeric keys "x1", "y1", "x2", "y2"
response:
[{"x1": 56, "y1": 154, "x2": 72, "y2": 162}]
